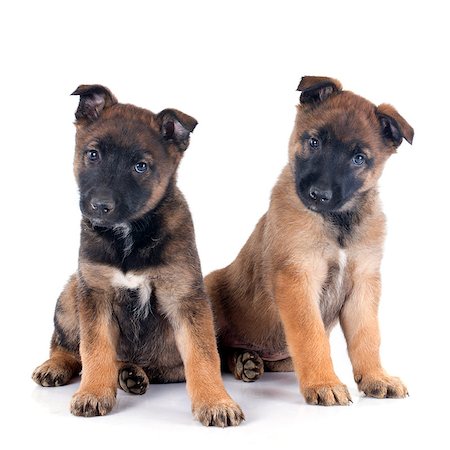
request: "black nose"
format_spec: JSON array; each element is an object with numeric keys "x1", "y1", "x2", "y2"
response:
[
  {"x1": 90, "y1": 197, "x2": 115, "y2": 214},
  {"x1": 309, "y1": 186, "x2": 333, "y2": 203}
]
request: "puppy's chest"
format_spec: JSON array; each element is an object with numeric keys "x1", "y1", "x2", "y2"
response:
[
  {"x1": 319, "y1": 249, "x2": 349, "y2": 329},
  {"x1": 110, "y1": 268, "x2": 177, "y2": 364},
  {"x1": 110, "y1": 269, "x2": 154, "y2": 309}
]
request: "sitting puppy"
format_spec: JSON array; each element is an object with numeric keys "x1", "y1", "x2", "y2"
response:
[
  {"x1": 32, "y1": 85, "x2": 243, "y2": 426},
  {"x1": 205, "y1": 76, "x2": 413, "y2": 405}
]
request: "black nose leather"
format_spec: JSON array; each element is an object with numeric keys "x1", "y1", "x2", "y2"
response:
[
  {"x1": 309, "y1": 186, "x2": 332, "y2": 203},
  {"x1": 90, "y1": 198, "x2": 115, "y2": 214}
]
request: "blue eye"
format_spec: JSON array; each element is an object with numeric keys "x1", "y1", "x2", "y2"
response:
[
  {"x1": 352, "y1": 153, "x2": 366, "y2": 166},
  {"x1": 87, "y1": 149, "x2": 100, "y2": 161},
  {"x1": 134, "y1": 162, "x2": 148, "y2": 173}
]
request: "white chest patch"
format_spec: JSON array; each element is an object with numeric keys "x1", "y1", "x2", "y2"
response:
[
  {"x1": 111, "y1": 270, "x2": 152, "y2": 310},
  {"x1": 335, "y1": 248, "x2": 348, "y2": 291}
]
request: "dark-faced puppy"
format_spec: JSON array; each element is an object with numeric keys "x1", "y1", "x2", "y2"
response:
[
  {"x1": 205, "y1": 76, "x2": 413, "y2": 404},
  {"x1": 32, "y1": 85, "x2": 244, "y2": 426}
]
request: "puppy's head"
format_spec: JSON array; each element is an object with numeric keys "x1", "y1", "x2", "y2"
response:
[
  {"x1": 71, "y1": 84, "x2": 197, "y2": 227},
  {"x1": 290, "y1": 76, "x2": 413, "y2": 213}
]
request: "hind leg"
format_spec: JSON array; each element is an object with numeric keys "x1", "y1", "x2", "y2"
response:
[
  {"x1": 32, "y1": 274, "x2": 81, "y2": 387},
  {"x1": 226, "y1": 349, "x2": 265, "y2": 382},
  {"x1": 145, "y1": 363, "x2": 186, "y2": 384},
  {"x1": 32, "y1": 346, "x2": 81, "y2": 387},
  {"x1": 118, "y1": 363, "x2": 149, "y2": 395},
  {"x1": 226, "y1": 353, "x2": 293, "y2": 382},
  {"x1": 264, "y1": 357, "x2": 294, "y2": 372}
]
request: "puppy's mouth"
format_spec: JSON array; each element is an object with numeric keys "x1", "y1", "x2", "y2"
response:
[
  {"x1": 305, "y1": 203, "x2": 319, "y2": 212},
  {"x1": 88, "y1": 217, "x2": 116, "y2": 228},
  {"x1": 80, "y1": 206, "x2": 124, "y2": 229},
  {"x1": 300, "y1": 193, "x2": 351, "y2": 214},
  {"x1": 305, "y1": 203, "x2": 337, "y2": 214}
]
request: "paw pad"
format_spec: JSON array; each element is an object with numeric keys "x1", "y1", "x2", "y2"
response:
[
  {"x1": 234, "y1": 351, "x2": 264, "y2": 382},
  {"x1": 118, "y1": 365, "x2": 148, "y2": 395}
]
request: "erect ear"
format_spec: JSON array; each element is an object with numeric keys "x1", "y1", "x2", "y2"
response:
[
  {"x1": 157, "y1": 109, "x2": 198, "y2": 152},
  {"x1": 376, "y1": 103, "x2": 414, "y2": 146},
  {"x1": 297, "y1": 76, "x2": 343, "y2": 105},
  {"x1": 71, "y1": 84, "x2": 118, "y2": 122}
]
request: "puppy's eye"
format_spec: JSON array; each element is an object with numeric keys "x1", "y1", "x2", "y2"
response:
[
  {"x1": 352, "y1": 153, "x2": 366, "y2": 166},
  {"x1": 134, "y1": 162, "x2": 148, "y2": 173},
  {"x1": 309, "y1": 137, "x2": 320, "y2": 149},
  {"x1": 87, "y1": 150, "x2": 100, "y2": 161}
]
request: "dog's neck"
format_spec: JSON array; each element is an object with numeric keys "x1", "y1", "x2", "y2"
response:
[
  {"x1": 111, "y1": 223, "x2": 134, "y2": 258},
  {"x1": 324, "y1": 209, "x2": 361, "y2": 248},
  {"x1": 322, "y1": 189, "x2": 376, "y2": 248},
  {"x1": 81, "y1": 183, "x2": 176, "y2": 268},
  {"x1": 84, "y1": 209, "x2": 163, "y2": 260}
]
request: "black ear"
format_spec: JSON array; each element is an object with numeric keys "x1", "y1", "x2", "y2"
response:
[
  {"x1": 377, "y1": 103, "x2": 414, "y2": 146},
  {"x1": 71, "y1": 84, "x2": 118, "y2": 121},
  {"x1": 297, "y1": 76, "x2": 342, "y2": 105},
  {"x1": 157, "y1": 109, "x2": 198, "y2": 151}
]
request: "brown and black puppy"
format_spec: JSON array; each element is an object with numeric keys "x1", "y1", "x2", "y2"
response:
[
  {"x1": 205, "y1": 76, "x2": 413, "y2": 406},
  {"x1": 32, "y1": 85, "x2": 244, "y2": 426}
]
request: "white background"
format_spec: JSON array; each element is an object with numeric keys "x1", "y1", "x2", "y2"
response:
[{"x1": 1, "y1": 1, "x2": 449, "y2": 448}]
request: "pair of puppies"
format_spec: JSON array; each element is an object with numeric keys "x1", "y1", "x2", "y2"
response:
[{"x1": 32, "y1": 77, "x2": 413, "y2": 425}]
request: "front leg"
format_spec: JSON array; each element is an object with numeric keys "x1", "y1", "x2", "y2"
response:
[
  {"x1": 161, "y1": 286, "x2": 244, "y2": 426},
  {"x1": 340, "y1": 271, "x2": 408, "y2": 398},
  {"x1": 70, "y1": 285, "x2": 118, "y2": 417},
  {"x1": 274, "y1": 266, "x2": 351, "y2": 406}
]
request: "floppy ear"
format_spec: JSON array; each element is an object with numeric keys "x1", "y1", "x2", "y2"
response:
[
  {"x1": 157, "y1": 109, "x2": 198, "y2": 151},
  {"x1": 71, "y1": 84, "x2": 118, "y2": 121},
  {"x1": 297, "y1": 76, "x2": 343, "y2": 105},
  {"x1": 377, "y1": 103, "x2": 414, "y2": 146}
]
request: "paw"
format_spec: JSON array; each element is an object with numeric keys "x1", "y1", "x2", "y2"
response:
[
  {"x1": 32, "y1": 361, "x2": 73, "y2": 387},
  {"x1": 70, "y1": 389, "x2": 116, "y2": 417},
  {"x1": 357, "y1": 373, "x2": 408, "y2": 398},
  {"x1": 193, "y1": 399, "x2": 245, "y2": 427},
  {"x1": 233, "y1": 351, "x2": 264, "y2": 382},
  {"x1": 118, "y1": 364, "x2": 149, "y2": 395},
  {"x1": 303, "y1": 383, "x2": 352, "y2": 406}
]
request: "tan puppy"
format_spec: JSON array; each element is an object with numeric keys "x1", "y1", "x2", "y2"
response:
[{"x1": 205, "y1": 76, "x2": 413, "y2": 405}]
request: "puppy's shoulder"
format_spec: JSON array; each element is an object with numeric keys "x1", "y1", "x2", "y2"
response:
[{"x1": 159, "y1": 185, "x2": 195, "y2": 235}]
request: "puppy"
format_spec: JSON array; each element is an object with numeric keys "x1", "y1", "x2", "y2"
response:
[
  {"x1": 32, "y1": 85, "x2": 244, "y2": 426},
  {"x1": 205, "y1": 76, "x2": 413, "y2": 405}
]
